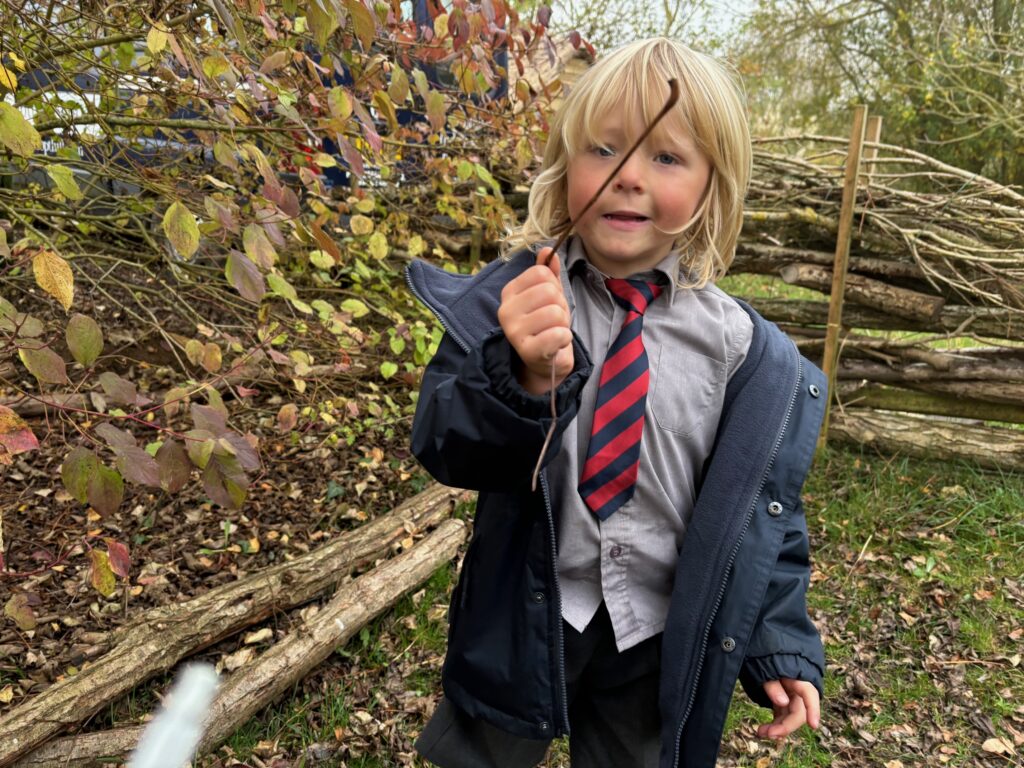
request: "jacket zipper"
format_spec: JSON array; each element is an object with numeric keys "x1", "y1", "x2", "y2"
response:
[
  {"x1": 671, "y1": 355, "x2": 803, "y2": 768},
  {"x1": 406, "y1": 267, "x2": 572, "y2": 737},
  {"x1": 540, "y1": 472, "x2": 571, "y2": 735}
]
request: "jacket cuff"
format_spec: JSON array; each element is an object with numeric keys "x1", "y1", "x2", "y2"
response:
[
  {"x1": 741, "y1": 653, "x2": 824, "y2": 708},
  {"x1": 479, "y1": 328, "x2": 591, "y2": 422}
]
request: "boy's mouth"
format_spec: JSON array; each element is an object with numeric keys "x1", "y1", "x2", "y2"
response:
[{"x1": 603, "y1": 213, "x2": 648, "y2": 222}]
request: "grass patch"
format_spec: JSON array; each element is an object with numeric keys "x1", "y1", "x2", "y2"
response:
[{"x1": 208, "y1": 445, "x2": 1023, "y2": 767}]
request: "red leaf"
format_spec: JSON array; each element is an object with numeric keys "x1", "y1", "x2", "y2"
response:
[
  {"x1": 156, "y1": 439, "x2": 191, "y2": 493},
  {"x1": 0, "y1": 405, "x2": 38, "y2": 463},
  {"x1": 536, "y1": 5, "x2": 551, "y2": 27},
  {"x1": 569, "y1": 30, "x2": 581, "y2": 49},
  {"x1": 105, "y1": 538, "x2": 131, "y2": 579}
]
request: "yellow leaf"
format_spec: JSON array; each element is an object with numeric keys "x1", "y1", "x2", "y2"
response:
[
  {"x1": 46, "y1": 165, "x2": 83, "y2": 201},
  {"x1": 0, "y1": 64, "x2": 17, "y2": 91},
  {"x1": 0, "y1": 102, "x2": 42, "y2": 157},
  {"x1": 147, "y1": 25, "x2": 168, "y2": 55},
  {"x1": 32, "y1": 250, "x2": 74, "y2": 311},
  {"x1": 350, "y1": 214, "x2": 374, "y2": 236},
  {"x1": 368, "y1": 231, "x2": 388, "y2": 259},
  {"x1": 89, "y1": 549, "x2": 117, "y2": 598},
  {"x1": 162, "y1": 200, "x2": 200, "y2": 259},
  {"x1": 355, "y1": 197, "x2": 375, "y2": 213}
]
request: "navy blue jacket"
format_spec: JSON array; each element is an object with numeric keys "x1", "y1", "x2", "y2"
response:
[{"x1": 406, "y1": 250, "x2": 827, "y2": 768}]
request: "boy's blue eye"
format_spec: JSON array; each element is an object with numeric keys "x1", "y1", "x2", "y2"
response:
[
  {"x1": 655, "y1": 152, "x2": 679, "y2": 165},
  {"x1": 595, "y1": 146, "x2": 615, "y2": 157}
]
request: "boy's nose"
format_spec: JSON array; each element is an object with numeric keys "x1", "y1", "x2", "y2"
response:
[{"x1": 612, "y1": 154, "x2": 645, "y2": 192}]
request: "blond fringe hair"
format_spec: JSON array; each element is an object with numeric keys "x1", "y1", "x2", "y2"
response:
[{"x1": 503, "y1": 37, "x2": 751, "y2": 289}]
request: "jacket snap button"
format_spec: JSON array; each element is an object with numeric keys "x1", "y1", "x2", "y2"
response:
[
  {"x1": 808, "y1": 384, "x2": 821, "y2": 398},
  {"x1": 540, "y1": 721, "x2": 550, "y2": 732},
  {"x1": 767, "y1": 501, "x2": 783, "y2": 517},
  {"x1": 610, "y1": 545, "x2": 622, "y2": 559},
  {"x1": 532, "y1": 591, "x2": 545, "y2": 604},
  {"x1": 721, "y1": 637, "x2": 736, "y2": 653}
]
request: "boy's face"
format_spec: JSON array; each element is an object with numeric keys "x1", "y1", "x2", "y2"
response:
[{"x1": 566, "y1": 113, "x2": 711, "y2": 278}]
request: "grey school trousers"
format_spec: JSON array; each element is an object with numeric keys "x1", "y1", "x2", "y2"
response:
[{"x1": 415, "y1": 602, "x2": 661, "y2": 768}]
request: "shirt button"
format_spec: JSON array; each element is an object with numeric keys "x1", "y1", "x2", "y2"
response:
[
  {"x1": 721, "y1": 637, "x2": 736, "y2": 653},
  {"x1": 767, "y1": 501, "x2": 783, "y2": 517},
  {"x1": 532, "y1": 591, "x2": 546, "y2": 604},
  {"x1": 610, "y1": 545, "x2": 622, "y2": 559}
]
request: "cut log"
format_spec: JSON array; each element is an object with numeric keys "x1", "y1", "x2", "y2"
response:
[
  {"x1": 749, "y1": 298, "x2": 1024, "y2": 341},
  {"x1": 829, "y1": 408, "x2": 1024, "y2": 472},
  {"x1": 780, "y1": 263, "x2": 946, "y2": 322},
  {"x1": 902, "y1": 380, "x2": 1024, "y2": 407},
  {"x1": 12, "y1": 519, "x2": 468, "y2": 768},
  {"x1": 835, "y1": 383, "x2": 1024, "y2": 423},
  {"x1": 733, "y1": 243, "x2": 927, "y2": 281},
  {"x1": 837, "y1": 356, "x2": 1024, "y2": 383},
  {"x1": 0, "y1": 483, "x2": 464, "y2": 768}
]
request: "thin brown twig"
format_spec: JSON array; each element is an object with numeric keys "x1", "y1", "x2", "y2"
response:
[{"x1": 530, "y1": 78, "x2": 681, "y2": 492}]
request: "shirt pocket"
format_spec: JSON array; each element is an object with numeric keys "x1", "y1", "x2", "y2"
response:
[{"x1": 650, "y1": 345, "x2": 726, "y2": 436}]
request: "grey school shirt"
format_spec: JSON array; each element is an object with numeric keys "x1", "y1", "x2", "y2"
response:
[{"x1": 549, "y1": 238, "x2": 754, "y2": 652}]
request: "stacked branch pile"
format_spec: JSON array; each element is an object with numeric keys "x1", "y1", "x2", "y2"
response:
[{"x1": 736, "y1": 136, "x2": 1024, "y2": 470}]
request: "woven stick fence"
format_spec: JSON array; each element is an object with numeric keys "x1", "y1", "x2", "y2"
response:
[{"x1": 733, "y1": 114, "x2": 1024, "y2": 471}]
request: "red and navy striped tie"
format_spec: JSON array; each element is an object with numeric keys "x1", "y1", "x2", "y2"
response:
[{"x1": 579, "y1": 278, "x2": 662, "y2": 520}]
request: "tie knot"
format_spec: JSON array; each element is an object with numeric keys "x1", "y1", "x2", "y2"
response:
[{"x1": 605, "y1": 278, "x2": 662, "y2": 315}]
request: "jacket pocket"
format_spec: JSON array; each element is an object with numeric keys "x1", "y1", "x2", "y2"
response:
[{"x1": 650, "y1": 346, "x2": 726, "y2": 436}]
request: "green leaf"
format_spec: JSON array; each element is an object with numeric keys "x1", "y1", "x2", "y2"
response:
[
  {"x1": 346, "y1": 0, "x2": 377, "y2": 50},
  {"x1": 162, "y1": 201, "x2": 200, "y2": 259},
  {"x1": 267, "y1": 273, "x2": 297, "y2": 301},
  {"x1": 475, "y1": 163, "x2": 502, "y2": 197},
  {"x1": 0, "y1": 227, "x2": 9, "y2": 259},
  {"x1": 340, "y1": 298, "x2": 370, "y2": 318},
  {"x1": 18, "y1": 345, "x2": 68, "y2": 384},
  {"x1": 457, "y1": 160, "x2": 474, "y2": 181},
  {"x1": 328, "y1": 87, "x2": 353, "y2": 120},
  {"x1": 307, "y1": 0, "x2": 340, "y2": 48},
  {"x1": 65, "y1": 313, "x2": 103, "y2": 366},
  {"x1": 62, "y1": 446, "x2": 99, "y2": 504},
  {"x1": 309, "y1": 249, "x2": 334, "y2": 270},
  {"x1": 46, "y1": 165, "x2": 84, "y2": 201},
  {"x1": 89, "y1": 549, "x2": 117, "y2": 597},
  {"x1": 0, "y1": 103, "x2": 42, "y2": 157},
  {"x1": 87, "y1": 464, "x2": 124, "y2": 516},
  {"x1": 380, "y1": 361, "x2": 398, "y2": 378},
  {"x1": 289, "y1": 297, "x2": 314, "y2": 314},
  {"x1": 389, "y1": 335, "x2": 406, "y2": 355}
]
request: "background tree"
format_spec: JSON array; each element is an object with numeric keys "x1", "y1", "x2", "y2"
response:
[{"x1": 730, "y1": 0, "x2": 1024, "y2": 186}]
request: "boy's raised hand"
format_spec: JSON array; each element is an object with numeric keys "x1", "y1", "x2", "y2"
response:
[
  {"x1": 758, "y1": 678, "x2": 821, "y2": 741},
  {"x1": 498, "y1": 247, "x2": 574, "y2": 395}
]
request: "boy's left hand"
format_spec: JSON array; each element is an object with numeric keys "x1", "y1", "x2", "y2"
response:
[{"x1": 758, "y1": 678, "x2": 820, "y2": 741}]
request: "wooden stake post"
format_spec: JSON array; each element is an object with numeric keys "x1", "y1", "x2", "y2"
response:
[{"x1": 818, "y1": 106, "x2": 868, "y2": 450}]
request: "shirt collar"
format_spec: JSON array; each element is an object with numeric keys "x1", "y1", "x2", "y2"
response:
[{"x1": 565, "y1": 237, "x2": 681, "y2": 305}]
